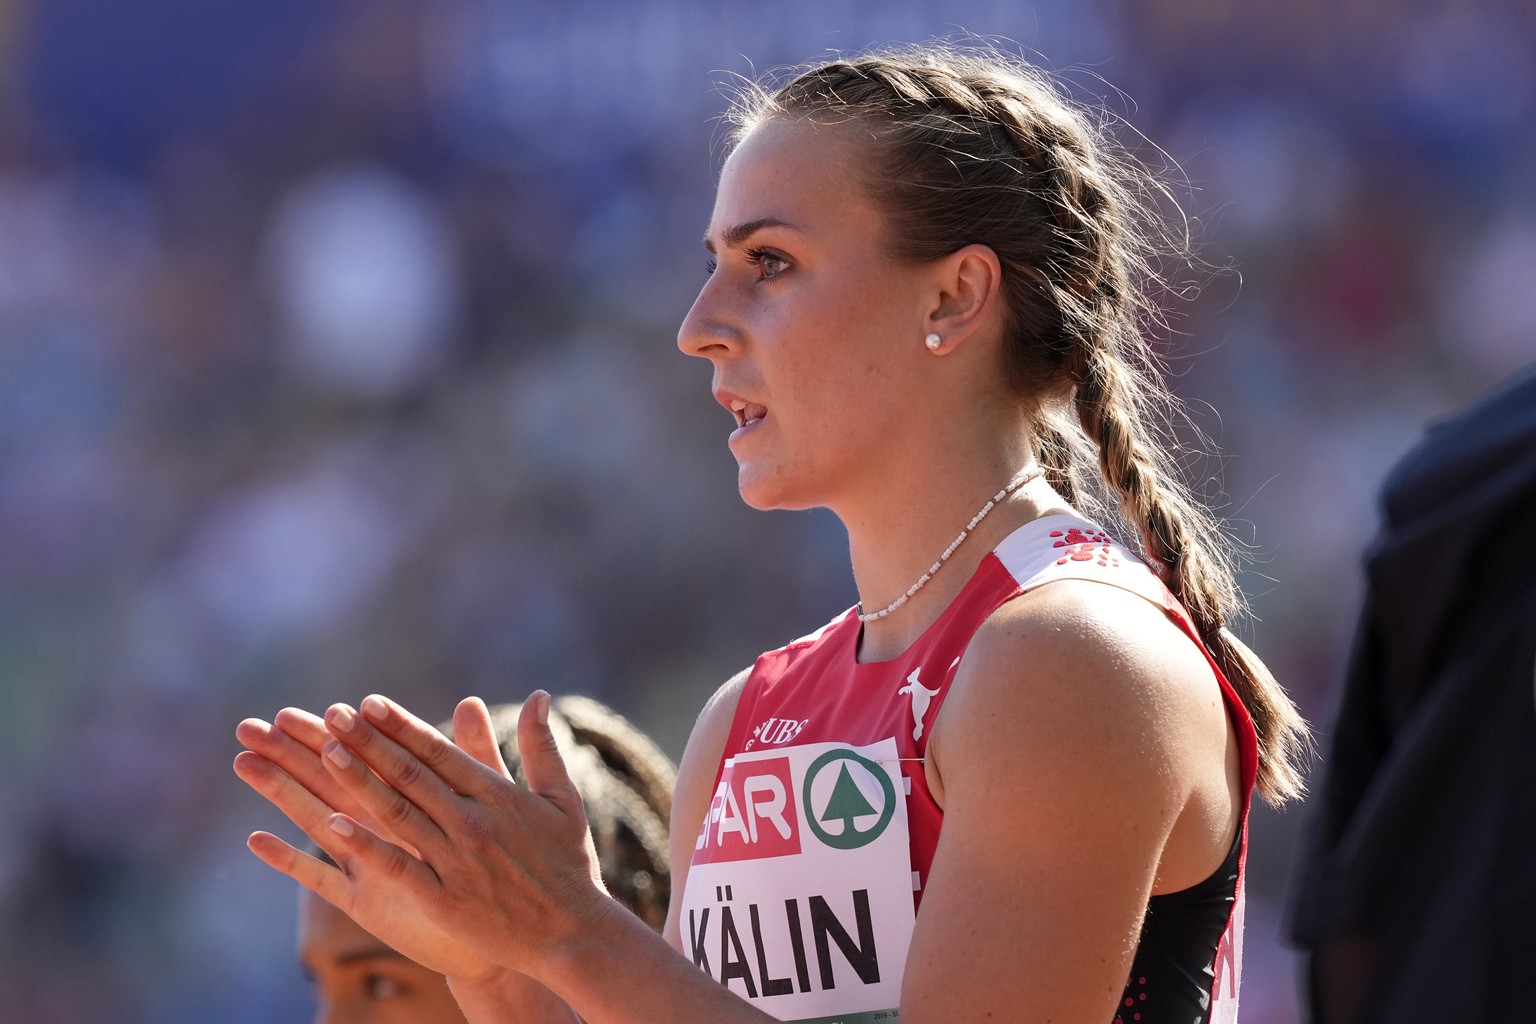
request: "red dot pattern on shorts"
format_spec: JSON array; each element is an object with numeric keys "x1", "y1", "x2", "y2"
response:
[
  {"x1": 1114, "y1": 974, "x2": 1149, "y2": 1024},
  {"x1": 1050, "y1": 527, "x2": 1121, "y2": 568}
]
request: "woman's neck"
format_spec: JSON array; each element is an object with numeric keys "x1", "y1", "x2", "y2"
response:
[{"x1": 838, "y1": 454, "x2": 1069, "y2": 663}]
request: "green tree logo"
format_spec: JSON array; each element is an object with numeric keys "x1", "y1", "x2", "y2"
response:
[{"x1": 803, "y1": 749, "x2": 896, "y2": 850}]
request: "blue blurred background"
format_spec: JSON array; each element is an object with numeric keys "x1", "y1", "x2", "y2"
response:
[{"x1": 0, "y1": 1, "x2": 1532, "y2": 1021}]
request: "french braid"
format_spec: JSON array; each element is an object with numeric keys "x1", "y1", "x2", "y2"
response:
[{"x1": 732, "y1": 45, "x2": 1309, "y2": 804}]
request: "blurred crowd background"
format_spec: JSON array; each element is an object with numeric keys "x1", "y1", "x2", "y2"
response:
[{"x1": 0, "y1": 1, "x2": 1532, "y2": 1021}]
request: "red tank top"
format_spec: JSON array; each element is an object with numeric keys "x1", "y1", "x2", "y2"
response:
[{"x1": 679, "y1": 514, "x2": 1259, "y2": 1023}]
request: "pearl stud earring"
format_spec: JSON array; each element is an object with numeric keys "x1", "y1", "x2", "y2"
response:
[{"x1": 924, "y1": 333, "x2": 942, "y2": 352}]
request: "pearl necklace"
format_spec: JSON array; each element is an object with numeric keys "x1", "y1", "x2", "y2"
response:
[{"x1": 857, "y1": 464, "x2": 1046, "y2": 623}]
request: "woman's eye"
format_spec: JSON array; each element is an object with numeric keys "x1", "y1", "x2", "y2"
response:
[
  {"x1": 364, "y1": 974, "x2": 406, "y2": 1000},
  {"x1": 746, "y1": 248, "x2": 789, "y2": 280},
  {"x1": 704, "y1": 257, "x2": 717, "y2": 276}
]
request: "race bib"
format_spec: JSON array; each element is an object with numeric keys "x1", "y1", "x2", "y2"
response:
[{"x1": 680, "y1": 737, "x2": 915, "y2": 1023}]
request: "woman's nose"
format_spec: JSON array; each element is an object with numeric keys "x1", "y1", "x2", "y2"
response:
[{"x1": 676, "y1": 277, "x2": 742, "y2": 360}]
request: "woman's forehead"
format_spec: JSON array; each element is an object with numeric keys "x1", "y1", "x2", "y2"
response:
[{"x1": 710, "y1": 118, "x2": 878, "y2": 238}]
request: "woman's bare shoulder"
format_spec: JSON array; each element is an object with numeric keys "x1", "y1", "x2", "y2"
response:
[
  {"x1": 958, "y1": 577, "x2": 1220, "y2": 731},
  {"x1": 674, "y1": 665, "x2": 752, "y2": 822},
  {"x1": 929, "y1": 576, "x2": 1227, "y2": 819},
  {"x1": 904, "y1": 581, "x2": 1228, "y2": 1022},
  {"x1": 698, "y1": 665, "x2": 752, "y2": 733},
  {"x1": 662, "y1": 665, "x2": 751, "y2": 949}
]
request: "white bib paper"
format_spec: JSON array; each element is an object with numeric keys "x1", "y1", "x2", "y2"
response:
[{"x1": 680, "y1": 737, "x2": 915, "y2": 1023}]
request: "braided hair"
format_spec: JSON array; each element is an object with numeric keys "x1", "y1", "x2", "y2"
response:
[
  {"x1": 729, "y1": 45, "x2": 1309, "y2": 805},
  {"x1": 447, "y1": 697, "x2": 676, "y2": 930}
]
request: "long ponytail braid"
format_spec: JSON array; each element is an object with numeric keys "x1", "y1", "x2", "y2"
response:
[
  {"x1": 732, "y1": 44, "x2": 1309, "y2": 805},
  {"x1": 1075, "y1": 342, "x2": 1311, "y2": 803}
]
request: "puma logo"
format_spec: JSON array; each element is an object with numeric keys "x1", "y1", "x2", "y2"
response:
[{"x1": 898, "y1": 667, "x2": 943, "y2": 742}]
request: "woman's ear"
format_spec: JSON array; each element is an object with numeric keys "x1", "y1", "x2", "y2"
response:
[{"x1": 922, "y1": 243, "x2": 1003, "y2": 354}]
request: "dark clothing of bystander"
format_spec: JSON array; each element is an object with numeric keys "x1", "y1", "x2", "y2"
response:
[{"x1": 1288, "y1": 364, "x2": 1536, "y2": 1023}]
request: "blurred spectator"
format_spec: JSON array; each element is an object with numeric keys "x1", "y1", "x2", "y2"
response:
[{"x1": 1288, "y1": 363, "x2": 1536, "y2": 1023}]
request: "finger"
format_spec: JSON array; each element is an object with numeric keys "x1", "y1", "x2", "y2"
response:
[
  {"x1": 247, "y1": 829, "x2": 353, "y2": 906},
  {"x1": 318, "y1": 724, "x2": 449, "y2": 853},
  {"x1": 321, "y1": 812, "x2": 443, "y2": 899},
  {"x1": 233, "y1": 750, "x2": 360, "y2": 869},
  {"x1": 273, "y1": 706, "x2": 333, "y2": 753},
  {"x1": 349, "y1": 694, "x2": 502, "y2": 798},
  {"x1": 516, "y1": 691, "x2": 583, "y2": 814},
  {"x1": 237, "y1": 714, "x2": 378, "y2": 833},
  {"x1": 453, "y1": 696, "x2": 513, "y2": 779},
  {"x1": 253, "y1": 710, "x2": 430, "y2": 851}
]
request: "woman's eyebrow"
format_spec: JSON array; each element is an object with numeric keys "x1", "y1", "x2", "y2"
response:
[{"x1": 703, "y1": 217, "x2": 798, "y2": 253}]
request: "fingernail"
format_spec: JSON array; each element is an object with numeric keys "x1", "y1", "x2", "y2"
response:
[
  {"x1": 361, "y1": 695, "x2": 388, "y2": 721},
  {"x1": 324, "y1": 742, "x2": 352, "y2": 769},
  {"x1": 535, "y1": 691, "x2": 549, "y2": 726},
  {"x1": 328, "y1": 705, "x2": 355, "y2": 731},
  {"x1": 329, "y1": 814, "x2": 354, "y2": 838}
]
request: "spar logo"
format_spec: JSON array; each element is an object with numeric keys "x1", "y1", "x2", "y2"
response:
[
  {"x1": 694, "y1": 747, "x2": 897, "y2": 863},
  {"x1": 695, "y1": 756, "x2": 801, "y2": 863},
  {"x1": 802, "y1": 749, "x2": 895, "y2": 851}
]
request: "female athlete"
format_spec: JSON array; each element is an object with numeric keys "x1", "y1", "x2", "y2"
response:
[{"x1": 235, "y1": 44, "x2": 1308, "y2": 1024}]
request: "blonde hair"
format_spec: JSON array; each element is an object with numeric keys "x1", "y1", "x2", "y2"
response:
[{"x1": 730, "y1": 45, "x2": 1309, "y2": 804}]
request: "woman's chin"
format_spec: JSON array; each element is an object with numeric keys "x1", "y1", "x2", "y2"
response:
[
  {"x1": 735, "y1": 464, "x2": 805, "y2": 511},
  {"x1": 735, "y1": 473, "x2": 780, "y2": 511}
]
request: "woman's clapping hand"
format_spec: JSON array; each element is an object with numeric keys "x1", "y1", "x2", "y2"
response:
[{"x1": 233, "y1": 692, "x2": 612, "y2": 986}]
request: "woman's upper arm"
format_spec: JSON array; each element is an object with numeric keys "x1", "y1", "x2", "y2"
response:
[
  {"x1": 662, "y1": 667, "x2": 750, "y2": 952},
  {"x1": 903, "y1": 583, "x2": 1212, "y2": 1023}
]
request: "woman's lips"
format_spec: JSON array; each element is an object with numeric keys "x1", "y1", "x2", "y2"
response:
[
  {"x1": 725, "y1": 401, "x2": 767, "y2": 448},
  {"x1": 715, "y1": 390, "x2": 768, "y2": 449},
  {"x1": 728, "y1": 398, "x2": 768, "y2": 428},
  {"x1": 729, "y1": 413, "x2": 766, "y2": 448}
]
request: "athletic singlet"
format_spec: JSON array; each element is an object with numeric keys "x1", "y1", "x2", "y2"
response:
[{"x1": 679, "y1": 514, "x2": 1259, "y2": 1023}]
